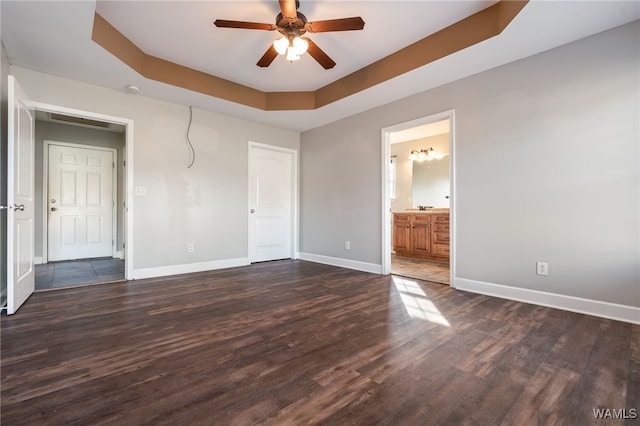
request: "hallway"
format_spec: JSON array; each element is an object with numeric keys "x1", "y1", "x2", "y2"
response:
[{"x1": 35, "y1": 258, "x2": 125, "y2": 291}]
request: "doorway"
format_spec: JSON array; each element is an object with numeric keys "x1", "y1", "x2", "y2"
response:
[
  {"x1": 382, "y1": 111, "x2": 455, "y2": 287},
  {"x1": 31, "y1": 105, "x2": 133, "y2": 290}
]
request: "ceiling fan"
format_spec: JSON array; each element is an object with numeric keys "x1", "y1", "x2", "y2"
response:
[{"x1": 214, "y1": 0, "x2": 365, "y2": 69}]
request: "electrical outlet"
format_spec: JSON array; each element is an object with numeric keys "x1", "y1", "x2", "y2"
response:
[
  {"x1": 187, "y1": 243, "x2": 194, "y2": 253},
  {"x1": 536, "y1": 261, "x2": 548, "y2": 276},
  {"x1": 345, "y1": 241, "x2": 350, "y2": 250}
]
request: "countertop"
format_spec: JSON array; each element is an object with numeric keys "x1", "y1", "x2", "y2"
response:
[{"x1": 396, "y1": 209, "x2": 450, "y2": 214}]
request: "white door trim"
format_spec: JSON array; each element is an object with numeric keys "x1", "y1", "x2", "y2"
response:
[
  {"x1": 31, "y1": 101, "x2": 134, "y2": 280},
  {"x1": 381, "y1": 110, "x2": 456, "y2": 288},
  {"x1": 247, "y1": 141, "x2": 299, "y2": 261},
  {"x1": 42, "y1": 141, "x2": 118, "y2": 262}
]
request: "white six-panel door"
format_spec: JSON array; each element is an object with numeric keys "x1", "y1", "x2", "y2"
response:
[
  {"x1": 248, "y1": 144, "x2": 293, "y2": 263},
  {"x1": 6, "y1": 76, "x2": 35, "y2": 315},
  {"x1": 47, "y1": 144, "x2": 114, "y2": 261}
]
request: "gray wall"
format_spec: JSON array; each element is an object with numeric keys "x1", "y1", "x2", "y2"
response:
[
  {"x1": 301, "y1": 21, "x2": 639, "y2": 307},
  {"x1": 34, "y1": 121, "x2": 126, "y2": 260},
  {"x1": 12, "y1": 66, "x2": 300, "y2": 272},
  {"x1": 1, "y1": 41, "x2": 9, "y2": 301}
]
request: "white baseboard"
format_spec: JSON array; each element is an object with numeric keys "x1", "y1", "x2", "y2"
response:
[
  {"x1": 34, "y1": 256, "x2": 44, "y2": 265},
  {"x1": 298, "y1": 252, "x2": 382, "y2": 274},
  {"x1": 115, "y1": 251, "x2": 124, "y2": 259},
  {"x1": 132, "y1": 258, "x2": 250, "y2": 280},
  {"x1": 455, "y1": 278, "x2": 640, "y2": 325}
]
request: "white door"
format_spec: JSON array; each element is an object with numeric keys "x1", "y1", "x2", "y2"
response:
[
  {"x1": 248, "y1": 144, "x2": 293, "y2": 262},
  {"x1": 48, "y1": 145, "x2": 114, "y2": 261},
  {"x1": 6, "y1": 76, "x2": 35, "y2": 315}
]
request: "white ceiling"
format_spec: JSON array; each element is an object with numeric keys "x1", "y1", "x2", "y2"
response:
[
  {"x1": 390, "y1": 119, "x2": 449, "y2": 144},
  {"x1": 2, "y1": 1, "x2": 639, "y2": 133}
]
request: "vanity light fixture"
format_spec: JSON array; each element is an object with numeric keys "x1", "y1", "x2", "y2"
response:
[{"x1": 409, "y1": 147, "x2": 444, "y2": 162}]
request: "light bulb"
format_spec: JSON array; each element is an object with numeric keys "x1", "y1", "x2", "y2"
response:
[
  {"x1": 286, "y1": 47, "x2": 300, "y2": 61},
  {"x1": 274, "y1": 37, "x2": 288, "y2": 55},
  {"x1": 293, "y1": 37, "x2": 308, "y2": 55}
]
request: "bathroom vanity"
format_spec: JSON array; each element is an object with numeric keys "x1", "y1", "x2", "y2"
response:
[{"x1": 392, "y1": 210, "x2": 450, "y2": 263}]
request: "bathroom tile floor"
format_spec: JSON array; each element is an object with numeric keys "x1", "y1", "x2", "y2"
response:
[
  {"x1": 35, "y1": 258, "x2": 125, "y2": 291},
  {"x1": 391, "y1": 254, "x2": 450, "y2": 285}
]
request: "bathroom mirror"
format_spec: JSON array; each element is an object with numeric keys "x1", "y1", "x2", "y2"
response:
[
  {"x1": 389, "y1": 119, "x2": 450, "y2": 211},
  {"x1": 412, "y1": 158, "x2": 450, "y2": 208}
]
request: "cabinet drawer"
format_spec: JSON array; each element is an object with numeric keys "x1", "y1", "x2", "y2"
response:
[
  {"x1": 394, "y1": 213, "x2": 411, "y2": 222},
  {"x1": 412, "y1": 214, "x2": 431, "y2": 223},
  {"x1": 433, "y1": 232, "x2": 450, "y2": 244},
  {"x1": 432, "y1": 244, "x2": 450, "y2": 256},
  {"x1": 434, "y1": 223, "x2": 449, "y2": 233},
  {"x1": 433, "y1": 214, "x2": 450, "y2": 224}
]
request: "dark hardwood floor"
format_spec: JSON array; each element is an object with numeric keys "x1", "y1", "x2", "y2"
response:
[{"x1": 2, "y1": 260, "x2": 637, "y2": 425}]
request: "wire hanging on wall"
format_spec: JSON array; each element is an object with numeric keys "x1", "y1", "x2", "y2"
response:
[{"x1": 185, "y1": 106, "x2": 196, "y2": 168}]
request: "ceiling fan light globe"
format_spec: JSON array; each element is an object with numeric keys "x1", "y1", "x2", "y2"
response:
[
  {"x1": 286, "y1": 48, "x2": 300, "y2": 61},
  {"x1": 293, "y1": 36, "x2": 308, "y2": 55},
  {"x1": 274, "y1": 37, "x2": 289, "y2": 55}
]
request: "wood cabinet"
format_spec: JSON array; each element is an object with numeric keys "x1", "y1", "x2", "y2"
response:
[
  {"x1": 393, "y1": 212, "x2": 449, "y2": 263},
  {"x1": 431, "y1": 214, "x2": 450, "y2": 259}
]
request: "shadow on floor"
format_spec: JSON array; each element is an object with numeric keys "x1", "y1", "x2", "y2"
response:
[
  {"x1": 35, "y1": 258, "x2": 125, "y2": 291},
  {"x1": 391, "y1": 254, "x2": 450, "y2": 285}
]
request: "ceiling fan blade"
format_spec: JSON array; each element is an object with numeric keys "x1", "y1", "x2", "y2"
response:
[
  {"x1": 257, "y1": 45, "x2": 278, "y2": 67},
  {"x1": 214, "y1": 20, "x2": 276, "y2": 31},
  {"x1": 304, "y1": 38, "x2": 336, "y2": 69},
  {"x1": 305, "y1": 17, "x2": 365, "y2": 33},
  {"x1": 279, "y1": 0, "x2": 298, "y2": 19}
]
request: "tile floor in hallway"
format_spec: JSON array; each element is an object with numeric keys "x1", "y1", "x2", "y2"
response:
[
  {"x1": 391, "y1": 254, "x2": 449, "y2": 285},
  {"x1": 35, "y1": 258, "x2": 125, "y2": 291}
]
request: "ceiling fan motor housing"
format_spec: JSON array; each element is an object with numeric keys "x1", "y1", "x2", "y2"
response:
[{"x1": 276, "y1": 12, "x2": 308, "y2": 38}]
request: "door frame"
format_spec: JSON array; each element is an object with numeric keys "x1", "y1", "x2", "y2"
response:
[
  {"x1": 42, "y1": 141, "x2": 118, "y2": 262},
  {"x1": 247, "y1": 141, "x2": 298, "y2": 262},
  {"x1": 381, "y1": 110, "x2": 456, "y2": 288},
  {"x1": 31, "y1": 101, "x2": 134, "y2": 280}
]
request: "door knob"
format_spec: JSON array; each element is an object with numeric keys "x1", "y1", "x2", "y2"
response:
[
  {"x1": 13, "y1": 204, "x2": 25, "y2": 211},
  {"x1": 250, "y1": 209, "x2": 255, "y2": 213},
  {"x1": 51, "y1": 207, "x2": 57, "y2": 212}
]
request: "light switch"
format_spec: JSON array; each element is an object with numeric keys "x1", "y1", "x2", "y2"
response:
[{"x1": 134, "y1": 186, "x2": 147, "y2": 196}]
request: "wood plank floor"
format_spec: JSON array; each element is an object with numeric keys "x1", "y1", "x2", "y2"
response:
[
  {"x1": 2, "y1": 260, "x2": 637, "y2": 425},
  {"x1": 391, "y1": 255, "x2": 449, "y2": 285}
]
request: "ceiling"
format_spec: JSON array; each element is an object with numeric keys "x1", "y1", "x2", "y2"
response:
[
  {"x1": 390, "y1": 119, "x2": 449, "y2": 144},
  {"x1": 2, "y1": 1, "x2": 639, "y2": 133}
]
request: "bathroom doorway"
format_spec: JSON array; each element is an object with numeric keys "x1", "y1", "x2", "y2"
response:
[{"x1": 382, "y1": 111, "x2": 455, "y2": 287}]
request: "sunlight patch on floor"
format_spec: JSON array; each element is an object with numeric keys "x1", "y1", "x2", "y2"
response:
[{"x1": 392, "y1": 276, "x2": 450, "y2": 326}]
